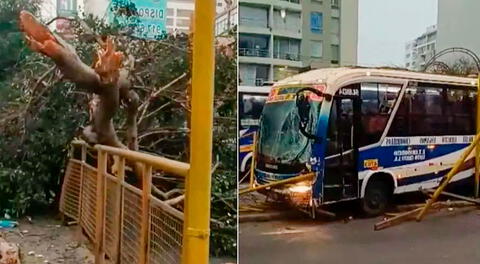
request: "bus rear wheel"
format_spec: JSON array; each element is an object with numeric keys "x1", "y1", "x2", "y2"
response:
[{"x1": 361, "y1": 180, "x2": 390, "y2": 216}]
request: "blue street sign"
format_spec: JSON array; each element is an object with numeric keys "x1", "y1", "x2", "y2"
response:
[{"x1": 109, "y1": 0, "x2": 167, "y2": 40}]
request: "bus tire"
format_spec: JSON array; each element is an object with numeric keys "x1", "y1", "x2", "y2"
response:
[{"x1": 361, "y1": 180, "x2": 390, "y2": 216}]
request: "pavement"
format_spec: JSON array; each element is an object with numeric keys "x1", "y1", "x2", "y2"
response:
[{"x1": 239, "y1": 207, "x2": 480, "y2": 264}]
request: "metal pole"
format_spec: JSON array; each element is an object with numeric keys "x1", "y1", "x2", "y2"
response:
[
  {"x1": 476, "y1": 76, "x2": 480, "y2": 198},
  {"x1": 249, "y1": 133, "x2": 257, "y2": 188},
  {"x1": 181, "y1": 0, "x2": 215, "y2": 263},
  {"x1": 416, "y1": 133, "x2": 480, "y2": 221}
]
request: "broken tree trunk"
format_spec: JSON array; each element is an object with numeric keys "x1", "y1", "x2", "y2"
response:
[
  {"x1": 19, "y1": 11, "x2": 139, "y2": 148},
  {"x1": 19, "y1": 11, "x2": 143, "y2": 183}
]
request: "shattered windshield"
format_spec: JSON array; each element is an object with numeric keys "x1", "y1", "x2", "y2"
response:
[{"x1": 257, "y1": 96, "x2": 321, "y2": 165}]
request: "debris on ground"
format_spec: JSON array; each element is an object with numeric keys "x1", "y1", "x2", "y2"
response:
[
  {"x1": 0, "y1": 216, "x2": 93, "y2": 264},
  {"x1": 0, "y1": 237, "x2": 20, "y2": 264},
  {"x1": 0, "y1": 220, "x2": 18, "y2": 229}
]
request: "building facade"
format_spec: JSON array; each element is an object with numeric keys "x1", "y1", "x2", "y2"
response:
[
  {"x1": 406, "y1": 0, "x2": 480, "y2": 71},
  {"x1": 215, "y1": 1, "x2": 238, "y2": 35},
  {"x1": 405, "y1": 25, "x2": 437, "y2": 71},
  {"x1": 436, "y1": 0, "x2": 480, "y2": 64},
  {"x1": 238, "y1": 0, "x2": 358, "y2": 86}
]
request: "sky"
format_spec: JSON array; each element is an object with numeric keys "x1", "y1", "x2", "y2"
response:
[{"x1": 357, "y1": 0, "x2": 438, "y2": 67}]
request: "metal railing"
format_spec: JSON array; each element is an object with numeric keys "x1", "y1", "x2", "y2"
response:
[
  {"x1": 272, "y1": 23, "x2": 302, "y2": 33},
  {"x1": 273, "y1": 51, "x2": 301, "y2": 61},
  {"x1": 239, "y1": 48, "x2": 270, "y2": 58},
  {"x1": 279, "y1": 0, "x2": 301, "y2": 4},
  {"x1": 60, "y1": 141, "x2": 189, "y2": 264}
]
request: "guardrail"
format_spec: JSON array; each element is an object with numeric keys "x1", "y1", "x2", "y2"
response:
[
  {"x1": 273, "y1": 51, "x2": 301, "y2": 61},
  {"x1": 60, "y1": 140, "x2": 189, "y2": 264},
  {"x1": 239, "y1": 48, "x2": 270, "y2": 58}
]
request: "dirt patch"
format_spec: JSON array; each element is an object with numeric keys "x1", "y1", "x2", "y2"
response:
[{"x1": 0, "y1": 216, "x2": 93, "y2": 264}]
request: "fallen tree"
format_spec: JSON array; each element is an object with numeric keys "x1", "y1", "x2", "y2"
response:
[
  {"x1": 19, "y1": 11, "x2": 139, "y2": 150},
  {"x1": 0, "y1": 2, "x2": 236, "y2": 256}
]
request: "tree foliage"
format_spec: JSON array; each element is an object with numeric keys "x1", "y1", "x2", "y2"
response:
[{"x1": 0, "y1": 1, "x2": 236, "y2": 257}]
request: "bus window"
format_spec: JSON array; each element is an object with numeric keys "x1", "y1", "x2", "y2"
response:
[
  {"x1": 388, "y1": 83, "x2": 476, "y2": 137},
  {"x1": 359, "y1": 83, "x2": 401, "y2": 146},
  {"x1": 240, "y1": 93, "x2": 267, "y2": 128},
  {"x1": 446, "y1": 87, "x2": 476, "y2": 135}
]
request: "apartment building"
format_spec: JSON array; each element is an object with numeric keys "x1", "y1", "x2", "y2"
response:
[
  {"x1": 405, "y1": 0, "x2": 480, "y2": 71},
  {"x1": 436, "y1": 0, "x2": 480, "y2": 64},
  {"x1": 405, "y1": 25, "x2": 437, "y2": 71},
  {"x1": 238, "y1": 0, "x2": 358, "y2": 86},
  {"x1": 216, "y1": 1, "x2": 238, "y2": 35}
]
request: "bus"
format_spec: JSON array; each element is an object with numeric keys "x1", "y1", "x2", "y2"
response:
[
  {"x1": 239, "y1": 85, "x2": 270, "y2": 180},
  {"x1": 254, "y1": 67, "x2": 478, "y2": 216}
]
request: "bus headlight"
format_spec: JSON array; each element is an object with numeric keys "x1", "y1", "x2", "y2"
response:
[{"x1": 288, "y1": 184, "x2": 311, "y2": 193}]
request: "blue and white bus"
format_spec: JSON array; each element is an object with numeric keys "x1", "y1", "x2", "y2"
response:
[
  {"x1": 254, "y1": 67, "x2": 478, "y2": 215},
  {"x1": 238, "y1": 85, "x2": 270, "y2": 180}
]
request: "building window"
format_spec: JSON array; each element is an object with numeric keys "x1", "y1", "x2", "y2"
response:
[
  {"x1": 311, "y1": 40, "x2": 323, "y2": 58},
  {"x1": 239, "y1": 64, "x2": 270, "y2": 86},
  {"x1": 331, "y1": 44, "x2": 339, "y2": 64},
  {"x1": 239, "y1": 34, "x2": 270, "y2": 57},
  {"x1": 177, "y1": 18, "x2": 190, "y2": 27},
  {"x1": 331, "y1": 0, "x2": 339, "y2": 8},
  {"x1": 273, "y1": 37, "x2": 301, "y2": 61},
  {"x1": 177, "y1": 9, "x2": 193, "y2": 18},
  {"x1": 273, "y1": 9, "x2": 301, "y2": 32},
  {"x1": 331, "y1": 17, "x2": 340, "y2": 34},
  {"x1": 310, "y1": 12, "x2": 323, "y2": 34},
  {"x1": 240, "y1": 5, "x2": 269, "y2": 28},
  {"x1": 57, "y1": 0, "x2": 77, "y2": 17}
]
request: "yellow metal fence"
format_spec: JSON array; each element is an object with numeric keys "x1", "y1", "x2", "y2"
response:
[{"x1": 60, "y1": 141, "x2": 188, "y2": 264}]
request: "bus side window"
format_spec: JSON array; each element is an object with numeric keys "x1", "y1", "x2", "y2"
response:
[
  {"x1": 360, "y1": 83, "x2": 401, "y2": 145},
  {"x1": 389, "y1": 84, "x2": 475, "y2": 137},
  {"x1": 446, "y1": 87, "x2": 476, "y2": 135},
  {"x1": 387, "y1": 88, "x2": 412, "y2": 137}
]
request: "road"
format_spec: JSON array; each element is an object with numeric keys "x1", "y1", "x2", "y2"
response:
[{"x1": 239, "y1": 207, "x2": 480, "y2": 264}]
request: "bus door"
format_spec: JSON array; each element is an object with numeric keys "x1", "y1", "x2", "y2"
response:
[{"x1": 323, "y1": 90, "x2": 361, "y2": 202}]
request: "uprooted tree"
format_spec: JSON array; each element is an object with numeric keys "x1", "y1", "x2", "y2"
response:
[{"x1": 20, "y1": 11, "x2": 140, "y2": 151}]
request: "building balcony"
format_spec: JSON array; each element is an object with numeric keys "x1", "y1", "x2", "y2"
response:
[
  {"x1": 271, "y1": 24, "x2": 302, "y2": 39},
  {"x1": 273, "y1": 51, "x2": 300, "y2": 61},
  {"x1": 239, "y1": 48, "x2": 270, "y2": 58},
  {"x1": 279, "y1": 0, "x2": 300, "y2": 4},
  {"x1": 241, "y1": 0, "x2": 301, "y2": 11},
  {"x1": 238, "y1": 24, "x2": 271, "y2": 35}
]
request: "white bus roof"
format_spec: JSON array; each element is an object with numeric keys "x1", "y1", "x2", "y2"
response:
[
  {"x1": 275, "y1": 67, "x2": 477, "y2": 93},
  {"x1": 238, "y1": 85, "x2": 272, "y2": 94}
]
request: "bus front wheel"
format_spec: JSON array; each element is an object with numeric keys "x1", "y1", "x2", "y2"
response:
[{"x1": 361, "y1": 180, "x2": 390, "y2": 216}]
